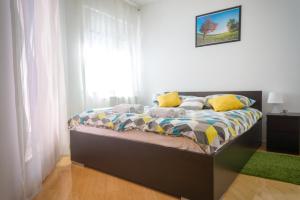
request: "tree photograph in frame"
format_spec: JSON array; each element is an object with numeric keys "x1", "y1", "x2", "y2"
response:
[{"x1": 196, "y1": 6, "x2": 241, "y2": 47}]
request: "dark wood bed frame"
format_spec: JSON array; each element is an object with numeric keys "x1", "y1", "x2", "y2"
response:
[{"x1": 70, "y1": 91, "x2": 262, "y2": 200}]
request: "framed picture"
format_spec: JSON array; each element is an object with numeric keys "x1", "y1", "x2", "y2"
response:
[{"x1": 195, "y1": 6, "x2": 241, "y2": 47}]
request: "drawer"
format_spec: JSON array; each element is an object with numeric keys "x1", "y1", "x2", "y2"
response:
[
  {"x1": 267, "y1": 117, "x2": 299, "y2": 132},
  {"x1": 267, "y1": 131, "x2": 299, "y2": 154}
]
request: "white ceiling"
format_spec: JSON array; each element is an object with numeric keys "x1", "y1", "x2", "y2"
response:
[{"x1": 131, "y1": 0, "x2": 158, "y2": 6}]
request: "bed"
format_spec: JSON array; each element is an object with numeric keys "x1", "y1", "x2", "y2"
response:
[{"x1": 70, "y1": 91, "x2": 262, "y2": 200}]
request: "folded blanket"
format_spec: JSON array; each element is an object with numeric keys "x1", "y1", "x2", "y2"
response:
[
  {"x1": 147, "y1": 107, "x2": 186, "y2": 118},
  {"x1": 112, "y1": 104, "x2": 144, "y2": 114}
]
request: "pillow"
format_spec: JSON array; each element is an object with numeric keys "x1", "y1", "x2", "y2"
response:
[
  {"x1": 157, "y1": 92, "x2": 181, "y2": 107},
  {"x1": 181, "y1": 96, "x2": 205, "y2": 103},
  {"x1": 152, "y1": 93, "x2": 164, "y2": 105},
  {"x1": 208, "y1": 95, "x2": 244, "y2": 112},
  {"x1": 205, "y1": 94, "x2": 255, "y2": 108},
  {"x1": 179, "y1": 101, "x2": 204, "y2": 110},
  {"x1": 152, "y1": 92, "x2": 183, "y2": 105}
]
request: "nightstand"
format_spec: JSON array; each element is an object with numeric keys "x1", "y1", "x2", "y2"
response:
[{"x1": 267, "y1": 113, "x2": 300, "y2": 154}]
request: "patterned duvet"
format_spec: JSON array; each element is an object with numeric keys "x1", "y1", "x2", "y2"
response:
[{"x1": 69, "y1": 107, "x2": 262, "y2": 154}]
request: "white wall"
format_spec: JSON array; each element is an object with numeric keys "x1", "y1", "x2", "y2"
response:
[
  {"x1": 140, "y1": 0, "x2": 300, "y2": 114},
  {"x1": 140, "y1": 0, "x2": 300, "y2": 142}
]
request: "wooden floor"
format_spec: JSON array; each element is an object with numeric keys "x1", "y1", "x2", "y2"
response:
[{"x1": 34, "y1": 156, "x2": 300, "y2": 200}]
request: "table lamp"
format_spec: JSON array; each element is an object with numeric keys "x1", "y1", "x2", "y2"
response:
[{"x1": 267, "y1": 92, "x2": 284, "y2": 113}]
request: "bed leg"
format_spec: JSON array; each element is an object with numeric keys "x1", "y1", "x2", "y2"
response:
[
  {"x1": 180, "y1": 197, "x2": 190, "y2": 200},
  {"x1": 72, "y1": 161, "x2": 85, "y2": 167}
]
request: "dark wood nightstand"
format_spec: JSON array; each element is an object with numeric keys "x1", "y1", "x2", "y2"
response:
[{"x1": 267, "y1": 113, "x2": 300, "y2": 154}]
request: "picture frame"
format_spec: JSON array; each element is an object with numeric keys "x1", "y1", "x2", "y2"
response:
[{"x1": 195, "y1": 6, "x2": 241, "y2": 47}]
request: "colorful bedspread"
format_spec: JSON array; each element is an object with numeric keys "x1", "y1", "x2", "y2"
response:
[{"x1": 69, "y1": 107, "x2": 262, "y2": 154}]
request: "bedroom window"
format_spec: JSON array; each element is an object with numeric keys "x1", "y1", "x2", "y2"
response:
[{"x1": 82, "y1": 5, "x2": 140, "y2": 107}]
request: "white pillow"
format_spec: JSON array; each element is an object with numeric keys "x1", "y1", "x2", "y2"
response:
[
  {"x1": 179, "y1": 101, "x2": 204, "y2": 110},
  {"x1": 182, "y1": 96, "x2": 205, "y2": 102}
]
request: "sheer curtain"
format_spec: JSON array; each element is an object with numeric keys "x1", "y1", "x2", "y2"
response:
[
  {"x1": 64, "y1": 0, "x2": 141, "y2": 113},
  {"x1": 7, "y1": 0, "x2": 68, "y2": 199},
  {"x1": 0, "y1": 1, "x2": 24, "y2": 199}
]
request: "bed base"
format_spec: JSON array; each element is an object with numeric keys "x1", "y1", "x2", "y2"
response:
[
  {"x1": 70, "y1": 91, "x2": 262, "y2": 200},
  {"x1": 71, "y1": 120, "x2": 261, "y2": 200}
]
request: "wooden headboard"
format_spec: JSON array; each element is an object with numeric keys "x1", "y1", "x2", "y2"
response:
[{"x1": 178, "y1": 91, "x2": 262, "y2": 111}]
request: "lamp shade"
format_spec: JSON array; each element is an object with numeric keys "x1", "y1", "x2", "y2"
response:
[{"x1": 267, "y1": 92, "x2": 284, "y2": 104}]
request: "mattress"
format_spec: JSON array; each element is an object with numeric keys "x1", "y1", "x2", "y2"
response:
[{"x1": 74, "y1": 125, "x2": 205, "y2": 154}]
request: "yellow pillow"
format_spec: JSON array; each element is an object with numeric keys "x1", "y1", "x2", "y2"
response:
[
  {"x1": 157, "y1": 92, "x2": 181, "y2": 107},
  {"x1": 208, "y1": 95, "x2": 244, "y2": 112}
]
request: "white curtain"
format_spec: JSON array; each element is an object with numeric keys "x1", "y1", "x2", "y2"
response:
[
  {"x1": 4, "y1": 0, "x2": 69, "y2": 199},
  {"x1": 64, "y1": 0, "x2": 141, "y2": 114},
  {"x1": 0, "y1": 0, "x2": 24, "y2": 199}
]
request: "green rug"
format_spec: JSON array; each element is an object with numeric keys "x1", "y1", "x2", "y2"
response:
[{"x1": 241, "y1": 151, "x2": 300, "y2": 185}]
